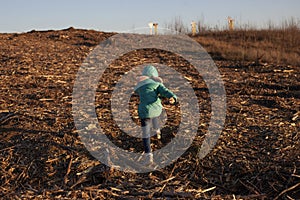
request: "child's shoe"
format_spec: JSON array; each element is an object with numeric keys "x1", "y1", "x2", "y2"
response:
[
  {"x1": 155, "y1": 129, "x2": 161, "y2": 140},
  {"x1": 144, "y1": 153, "x2": 153, "y2": 165}
]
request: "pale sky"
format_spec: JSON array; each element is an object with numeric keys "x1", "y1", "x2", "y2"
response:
[{"x1": 0, "y1": 0, "x2": 299, "y2": 32}]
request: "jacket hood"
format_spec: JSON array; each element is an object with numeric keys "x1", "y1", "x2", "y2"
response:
[
  {"x1": 134, "y1": 75, "x2": 163, "y2": 91},
  {"x1": 136, "y1": 76, "x2": 163, "y2": 84},
  {"x1": 136, "y1": 76, "x2": 149, "y2": 83},
  {"x1": 142, "y1": 65, "x2": 159, "y2": 77}
]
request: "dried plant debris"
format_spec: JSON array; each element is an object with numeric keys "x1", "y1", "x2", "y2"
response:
[{"x1": 0, "y1": 28, "x2": 299, "y2": 199}]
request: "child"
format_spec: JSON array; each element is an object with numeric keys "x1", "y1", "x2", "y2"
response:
[{"x1": 134, "y1": 65, "x2": 177, "y2": 164}]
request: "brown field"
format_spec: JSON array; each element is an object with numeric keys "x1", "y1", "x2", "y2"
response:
[{"x1": 0, "y1": 28, "x2": 299, "y2": 199}]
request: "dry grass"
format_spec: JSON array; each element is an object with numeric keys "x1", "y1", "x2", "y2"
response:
[
  {"x1": 166, "y1": 17, "x2": 300, "y2": 66},
  {"x1": 192, "y1": 27, "x2": 300, "y2": 66}
]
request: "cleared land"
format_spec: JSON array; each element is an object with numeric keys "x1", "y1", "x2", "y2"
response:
[{"x1": 0, "y1": 28, "x2": 299, "y2": 199}]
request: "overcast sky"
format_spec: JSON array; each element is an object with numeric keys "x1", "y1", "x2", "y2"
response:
[{"x1": 1, "y1": 0, "x2": 299, "y2": 32}]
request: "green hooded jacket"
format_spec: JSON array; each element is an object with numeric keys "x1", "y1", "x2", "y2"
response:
[{"x1": 135, "y1": 65, "x2": 177, "y2": 119}]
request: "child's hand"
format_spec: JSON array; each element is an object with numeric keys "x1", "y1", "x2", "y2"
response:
[{"x1": 169, "y1": 97, "x2": 176, "y2": 105}]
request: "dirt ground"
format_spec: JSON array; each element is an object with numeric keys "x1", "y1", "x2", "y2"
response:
[{"x1": 0, "y1": 28, "x2": 299, "y2": 199}]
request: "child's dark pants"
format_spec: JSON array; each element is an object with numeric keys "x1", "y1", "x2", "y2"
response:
[{"x1": 141, "y1": 117, "x2": 160, "y2": 153}]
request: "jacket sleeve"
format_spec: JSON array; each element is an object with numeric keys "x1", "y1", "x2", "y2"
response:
[{"x1": 157, "y1": 83, "x2": 177, "y2": 100}]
